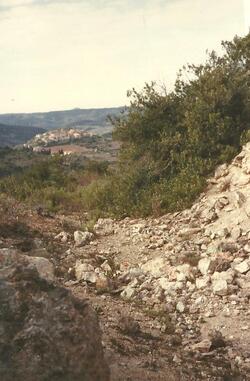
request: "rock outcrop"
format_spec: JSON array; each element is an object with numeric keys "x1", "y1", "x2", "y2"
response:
[
  {"x1": 69, "y1": 143, "x2": 250, "y2": 377},
  {"x1": 0, "y1": 249, "x2": 109, "y2": 381}
]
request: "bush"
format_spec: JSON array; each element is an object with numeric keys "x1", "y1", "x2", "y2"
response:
[
  {"x1": 0, "y1": 156, "x2": 106, "y2": 213},
  {"x1": 81, "y1": 33, "x2": 250, "y2": 218}
]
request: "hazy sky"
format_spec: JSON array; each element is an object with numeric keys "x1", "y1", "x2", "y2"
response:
[{"x1": 0, "y1": 0, "x2": 249, "y2": 113}]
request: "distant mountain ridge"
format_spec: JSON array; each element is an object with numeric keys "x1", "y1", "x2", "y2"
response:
[
  {"x1": 0, "y1": 124, "x2": 45, "y2": 147},
  {"x1": 0, "y1": 107, "x2": 124, "y2": 133}
]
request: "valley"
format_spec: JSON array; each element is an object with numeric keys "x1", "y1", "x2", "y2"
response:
[{"x1": 0, "y1": 30, "x2": 249, "y2": 381}]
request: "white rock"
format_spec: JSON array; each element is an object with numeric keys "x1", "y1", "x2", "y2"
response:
[
  {"x1": 196, "y1": 276, "x2": 210, "y2": 289},
  {"x1": 217, "y1": 228, "x2": 230, "y2": 238},
  {"x1": 74, "y1": 231, "x2": 94, "y2": 247},
  {"x1": 214, "y1": 164, "x2": 228, "y2": 179},
  {"x1": 94, "y1": 218, "x2": 114, "y2": 236},
  {"x1": 176, "y1": 264, "x2": 193, "y2": 280},
  {"x1": 178, "y1": 228, "x2": 201, "y2": 239},
  {"x1": 243, "y1": 244, "x2": 250, "y2": 253},
  {"x1": 230, "y1": 227, "x2": 242, "y2": 241},
  {"x1": 211, "y1": 269, "x2": 235, "y2": 284},
  {"x1": 131, "y1": 223, "x2": 146, "y2": 233},
  {"x1": 176, "y1": 301, "x2": 185, "y2": 313},
  {"x1": 212, "y1": 279, "x2": 228, "y2": 296},
  {"x1": 158, "y1": 278, "x2": 176, "y2": 295},
  {"x1": 233, "y1": 260, "x2": 250, "y2": 274},
  {"x1": 27, "y1": 256, "x2": 54, "y2": 282},
  {"x1": 83, "y1": 272, "x2": 97, "y2": 283},
  {"x1": 235, "y1": 278, "x2": 250, "y2": 289},
  {"x1": 75, "y1": 262, "x2": 96, "y2": 283},
  {"x1": 187, "y1": 282, "x2": 196, "y2": 291},
  {"x1": 176, "y1": 272, "x2": 187, "y2": 282},
  {"x1": 131, "y1": 267, "x2": 145, "y2": 277},
  {"x1": 120, "y1": 285, "x2": 136, "y2": 300},
  {"x1": 141, "y1": 257, "x2": 167, "y2": 277},
  {"x1": 191, "y1": 339, "x2": 211, "y2": 353},
  {"x1": 174, "y1": 281, "x2": 185, "y2": 290},
  {"x1": 55, "y1": 231, "x2": 69, "y2": 243},
  {"x1": 158, "y1": 278, "x2": 171, "y2": 290},
  {"x1": 198, "y1": 257, "x2": 212, "y2": 275}
]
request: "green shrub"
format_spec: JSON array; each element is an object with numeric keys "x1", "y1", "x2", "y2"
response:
[
  {"x1": 81, "y1": 33, "x2": 250, "y2": 218},
  {"x1": 0, "y1": 155, "x2": 105, "y2": 213}
]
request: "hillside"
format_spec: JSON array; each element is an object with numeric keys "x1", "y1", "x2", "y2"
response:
[
  {"x1": 0, "y1": 123, "x2": 45, "y2": 147},
  {"x1": 25, "y1": 127, "x2": 92, "y2": 147},
  {"x1": 0, "y1": 143, "x2": 250, "y2": 380},
  {"x1": 0, "y1": 107, "x2": 124, "y2": 133},
  {"x1": 0, "y1": 32, "x2": 249, "y2": 381},
  {"x1": 81, "y1": 33, "x2": 250, "y2": 218}
]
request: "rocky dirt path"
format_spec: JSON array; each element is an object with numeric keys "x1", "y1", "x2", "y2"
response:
[
  {"x1": 0, "y1": 207, "x2": 245, "y2": 381},
  {"x1": 1, "y1": 143, "x2": 250, "y2": 380}
]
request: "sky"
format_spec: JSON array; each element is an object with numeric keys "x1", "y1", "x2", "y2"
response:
[{"x1": 0, "y1": 0, "x2": 249, "y2": 114}]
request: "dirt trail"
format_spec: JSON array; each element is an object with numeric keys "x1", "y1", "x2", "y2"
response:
[{"x1": 1, "y1": 143, "x2": 250, "y2": 380}]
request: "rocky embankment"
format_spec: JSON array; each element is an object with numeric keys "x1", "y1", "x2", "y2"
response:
[
  {"x1": 0, "y1": 249, "x2": 109, "y2": 381},
  {"x1": 59, "y1": 143, "x2": 250, "y2": 379},
  {"x1": 1, "y1": 143, "x2": 250, "y2": 380}
]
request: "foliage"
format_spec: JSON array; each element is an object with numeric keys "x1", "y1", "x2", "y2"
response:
[
  {"x1": 1, "y1": 34, "x2": 249, "y2": 219},
  {"x1": 0, "y1": 154, "x2": 108, "y2": 213},
  {"x1": 82, "y1": 33, "x2": 250, "y2": 218}
]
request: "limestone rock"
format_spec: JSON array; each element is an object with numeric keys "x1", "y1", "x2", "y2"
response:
[
  {"x1": 212, "y1": 279, "x2": 228, "y2": 296},
  {"x1": 75, "y1": 262, "x2": 97, "y2": 283},
  {"x1": 26, "y1": 256, "x2": 55, "y2": 283},
  {"x1": 233, "y1": 260, "x2": 250, "y2": 274},
  {"x1": 141, "y1": 257, "x2": 167, "y2": 277},
  {"x1": 243, "y1": 244, "x2": 250, "y2": 253},
  {"x1": 120, "y1": 285, "x2": 136, "y2": 300},
  {"x1": 211, "y1": 269, "x2": 235, "y2": 284},
  {"x1": 214, "y1": 197, "x2": 229, "y2": 210},
  {"x1": 214, "y1": 164, "x2": 229, "y2": 179},
  {"x1": 0, "y1": 249, "x2": 54, "y2": 283},
  {"x1": 230, "y1": 226, "x2": 242, "y2": 241},
  {"x1": 196, "y1": 275, "x2": 210, "y2": 289},
  {"x1": 55, "y1": 231, "x2": 69, "y2": 243},
  {"x1": 198, "y1": 257, "x2": 213, "y2": 275},
  {"x1": 0, "y1": 251, "x2": 110, "y2": 381},
  {"x1": 176, "y1": 301, "x2": 185, "y2": 313},
  {"x1": 191, "y1": 339, "x2": 212, "y2": 353},
  {"x1": 94, "y1": 218, "x2": 114, "y2": 236},
  {"x1": 158, "y1": 278, "x2": 175, "y2": 293},
  {"x1": 178, "y1": 227, "x2": 201, "y2": 239},
  {"x1": 74, "y1": 230, "x2": 94, "y2": 247},
  {"x1": 176, "y1": 263, "x2": 194, "y2": 281}
]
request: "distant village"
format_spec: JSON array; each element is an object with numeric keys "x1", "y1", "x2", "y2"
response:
[
  {"x1": 24, "y1": 128, "x2": 93, "y2": 155},
  {"x1": 21, "y1": 127, "x2": 119, "y2": 161}
]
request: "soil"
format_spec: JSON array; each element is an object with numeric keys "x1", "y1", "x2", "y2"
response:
[{"x1": 0, "y1": 200, "x2": 248, "y2": 381}]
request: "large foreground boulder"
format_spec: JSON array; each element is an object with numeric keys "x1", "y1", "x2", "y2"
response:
[{"x1": 0, "y1": 249, "x2": 109, "y2": 381}]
